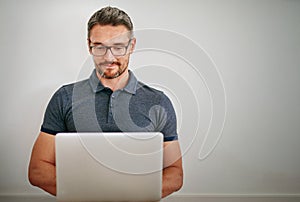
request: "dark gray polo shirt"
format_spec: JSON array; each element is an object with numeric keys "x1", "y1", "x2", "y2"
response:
[{"x1": 41, "y1": 69, "x2": 178, "y2": 141}]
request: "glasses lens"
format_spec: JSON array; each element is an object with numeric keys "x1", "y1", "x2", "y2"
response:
[
  {"x1": 93, "y1": 46, "x2": 107, "y2": 56},
  {"x1": 111, "y1": 47, "x2": 126, "y2": 56}
]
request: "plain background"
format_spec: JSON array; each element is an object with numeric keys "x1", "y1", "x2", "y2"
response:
[{"x1": 0, "y1": 0, "x2": 299, "y2": 197}]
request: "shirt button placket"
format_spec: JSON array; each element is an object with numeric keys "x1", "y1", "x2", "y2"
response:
[{"x1": 108, "y1": 93, "x2": 115, "y2": 123}]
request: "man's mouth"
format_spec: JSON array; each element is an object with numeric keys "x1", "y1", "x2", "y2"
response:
[{"x1": 100, "y1": 62, "x2": 120, "y2": 69}]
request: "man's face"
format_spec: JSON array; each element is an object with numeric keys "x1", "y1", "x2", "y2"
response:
[{"x1": 88, "y1": 24, "x2": 136, "y2": 79}]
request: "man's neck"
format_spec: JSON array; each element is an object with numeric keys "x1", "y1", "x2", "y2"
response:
[{"x1": 96, "y1": 70, "x2": 130, "y2": 92}]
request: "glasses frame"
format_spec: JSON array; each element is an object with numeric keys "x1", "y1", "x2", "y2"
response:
[{"x1": 90, "y1": 39, "x2": 132, "y2": 57}]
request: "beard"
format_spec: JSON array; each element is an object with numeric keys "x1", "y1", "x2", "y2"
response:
[{"x1": 96, "y1": 61, "x2": 127, "y2": 79}]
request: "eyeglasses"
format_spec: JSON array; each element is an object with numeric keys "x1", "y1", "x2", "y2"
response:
[{"x1": 90, "y1": 40, "x2": 132, "y2": 57}]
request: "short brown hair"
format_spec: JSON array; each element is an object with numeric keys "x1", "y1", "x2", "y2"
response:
[{"x1": 87, "y1": 6, "x2": 133, "y2": 38}]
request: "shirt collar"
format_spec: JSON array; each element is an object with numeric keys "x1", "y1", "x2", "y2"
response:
[
  {"x1": 88, "y1": 69, "x2": 138, "y2": 94},
  {"x1": 123, "y1": 70, "x2": 138, "y2": 94},
  {"x1": 89, "y1": 69, "x2": 105, "y2": 93}
]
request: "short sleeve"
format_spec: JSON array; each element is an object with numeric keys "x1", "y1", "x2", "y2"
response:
[
  {"x1": 40, "y1": 87, "x2": 67, "y2": 134},
  {"x1": 159, "y1": 94, "x2": 178, "y2": 142}
]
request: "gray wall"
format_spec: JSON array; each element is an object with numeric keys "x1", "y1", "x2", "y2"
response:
[{"x1": 0, "y1": 0, "x2": 299, "y2": 197}]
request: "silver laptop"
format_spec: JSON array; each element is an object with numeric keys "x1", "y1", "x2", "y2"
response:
[{"x1": 56, "y1": 132, "x2": 163, "y2": 202}]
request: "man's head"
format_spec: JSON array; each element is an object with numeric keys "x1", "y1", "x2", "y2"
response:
[
  {"x1": 88, "y1": 6, "x2": 133, "y2": 39},
  {"x1": 87, "y1": 6, "x2": 136, "y2": 79}
]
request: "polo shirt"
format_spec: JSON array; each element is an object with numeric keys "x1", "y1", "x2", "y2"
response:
[{"x1": 41, "y1": 69, "x2": 178, "y2": 141}]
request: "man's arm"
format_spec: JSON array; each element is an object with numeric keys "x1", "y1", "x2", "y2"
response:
[
  {"x1": 28, "y1": 132, "x2": 56, "y2": 196},
  {"x1": 162, "y1": 140, "x2": 183, "y2": 198}
]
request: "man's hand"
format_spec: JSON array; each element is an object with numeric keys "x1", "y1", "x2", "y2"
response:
[
  {"x1": 162, "y1": 140, "x2": 183, "y2": 198},
  {"x1": 28, "y1": 132, "x2": 56, "y2": 195}
]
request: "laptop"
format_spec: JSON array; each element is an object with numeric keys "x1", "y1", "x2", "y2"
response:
[{"x1": 56, "y1": 132, "x2": 163, "y2": 202}]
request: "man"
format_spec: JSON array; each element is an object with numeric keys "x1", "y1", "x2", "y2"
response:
[{"x1": 28, "y1": 6, "x2": 183, "y2": 198}]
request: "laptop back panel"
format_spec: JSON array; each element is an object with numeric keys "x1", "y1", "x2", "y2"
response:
[{"x1": 56, "y1": 132, "x2": 163, "y2": 202}]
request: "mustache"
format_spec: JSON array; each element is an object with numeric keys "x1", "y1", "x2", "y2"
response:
[{"x1": 99, "y1": 61, "x2": 121, "y2": 66}]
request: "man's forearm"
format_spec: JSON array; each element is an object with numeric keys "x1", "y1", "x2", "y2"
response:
[
  {"x1": 162, "y1": 166, "x2": 183, "y2": 198},
  {"x1": 29, "y1": 160, "x2": 56, "y2": 196}
]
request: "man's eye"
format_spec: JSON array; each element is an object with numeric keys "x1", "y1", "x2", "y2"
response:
[
  {"x1": 113, "y1": 47, "x2": 124, "y2": 50},
  {"x1": 96, "y1": 46, "x2": 106, "y2": 50}
]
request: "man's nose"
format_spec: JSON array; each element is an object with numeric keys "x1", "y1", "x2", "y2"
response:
[{"x1": 103, "y1": 48, "x2": 116, "y2": 61}]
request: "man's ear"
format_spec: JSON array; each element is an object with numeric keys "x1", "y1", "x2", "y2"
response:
[
  {"x1": 129, "y1": 37, "x2": 136, "y2": 54},
  {"x1": 87, "y1": 39, "x2": 92, "y2": 54}
]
